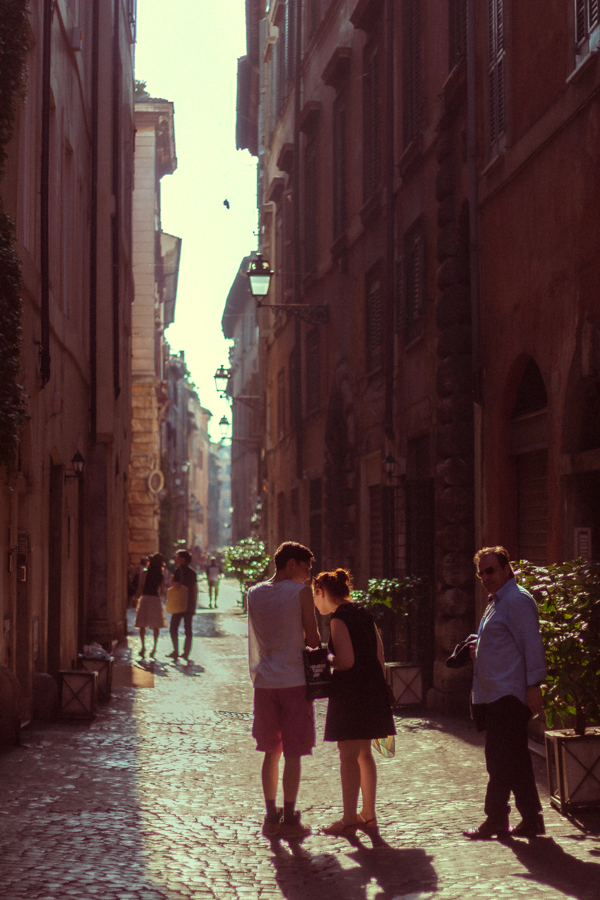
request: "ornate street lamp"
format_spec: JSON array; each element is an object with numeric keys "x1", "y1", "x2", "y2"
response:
[
  {"x1": 64, "y1": 450, "x2": 85, "y2": 483},
  {"x1": 214, "y1": 365, "x2": 231, "y2": 397},
  {"x1": 246, "y1": 253, "x2": 273, "y2": 298},
  {"x1": 219, "y1": 415, "x2": 230, "y2": 438},
  {"x1": 246, "y1": 253, "x2": 329, "y2": 326}
]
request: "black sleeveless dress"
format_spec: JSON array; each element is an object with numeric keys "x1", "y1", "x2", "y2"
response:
[{"x1": 324, "y1": 602, "x2": 396, "y2": 742}]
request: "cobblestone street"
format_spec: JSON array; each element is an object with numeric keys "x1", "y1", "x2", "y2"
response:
[{"x1": 1, "y1": 580, "x2": 599, "y2": 900}]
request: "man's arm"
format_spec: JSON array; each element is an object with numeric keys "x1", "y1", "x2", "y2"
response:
[{"x1": 299, "y1": 585, "x2": 320, "y2": 648}]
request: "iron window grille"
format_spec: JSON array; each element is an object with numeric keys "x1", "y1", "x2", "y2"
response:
[
  {"x1": 487, "y1": 0, "x2": 506, "y2": 150},
  {"x1": 365, "y1": 269, "x2": 383, "y2": 372}
]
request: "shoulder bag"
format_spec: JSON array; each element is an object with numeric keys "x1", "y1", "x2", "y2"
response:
[
  {"x1": 303, "y1": 645, "x2": 332, "y2": 701},
  {"x1": 166, "y1": 582, "x2": 188, "y2": 614}
]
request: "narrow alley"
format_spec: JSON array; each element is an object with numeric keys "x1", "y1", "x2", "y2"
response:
[{"x1": 1, "y1": 581, "x2": 598, "y2": 900}]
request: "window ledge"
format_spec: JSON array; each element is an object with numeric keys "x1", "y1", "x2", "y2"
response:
[
  {"x1": 403, "y1": 331, "x2": 424, "y2": 352},
  {"x1": 481, "y1": 151, "x2": 504, "y2": 178},
  {"x1": 398, "y1": 134, "x2": 423, "y2": 180},
  {"x1": 359, "y1": 189, "x2": 382, "y2": 227},
  {"x1": 567, "y1": 45, "x2": 599, "y2": 84}
]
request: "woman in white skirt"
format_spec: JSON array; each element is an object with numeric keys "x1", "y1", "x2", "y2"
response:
[{"x1": 134, "y1": 553, "x2": 167, "y2": 657}]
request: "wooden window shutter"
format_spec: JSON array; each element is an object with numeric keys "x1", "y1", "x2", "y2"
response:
[
  {"x1": 366, "y1": 273, "x2": 383, "y2": 371},
  {"x1": 305, "y1": 328, "x2": 320, "y2": 412},
  {"x1": 449, "y1": 0, "x2": 467, "y2": 69},
  {"x1": 488, "y1": 0, "x2": 506, "y2": 147},
  {"x1": 404, "y1": 226, "x2": 426, "y2": 345},
  {"x1": 283, "y1": 190, "x2": 294, "y2": 299},
  {"x1": 363, "y1": 45, "x2": 380, "y2": 201},
  {"x1": 333, "y1": 93, "x2": 347, "y2": 239},
  {"x1": 402, "y1": 0, "x2": 422, "y2": 148},
  {"x1": 304, "y1": 139, "x2": 318, "y2": 275}
]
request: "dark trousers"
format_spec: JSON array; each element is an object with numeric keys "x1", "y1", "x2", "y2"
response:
[
  {"x1": 170, "y1": 611, "x2": 193, "y2": 657},
  {"x1": 484, "y1": 694, "x2": 542, "y2": 824}
]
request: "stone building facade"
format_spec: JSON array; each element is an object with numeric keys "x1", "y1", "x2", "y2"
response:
[
  {"x1": 127, "y1": 96, "x2": 179, "y2": 566},
  {"x1": 221, "y1": 257, "x2": 262, "y2": 543},
  {"x1": 0, "y1": 0, "x2": 136, "y2": 717},
  {"x1": 237, "y1": 0, "x2": 600, "y2": 712}
]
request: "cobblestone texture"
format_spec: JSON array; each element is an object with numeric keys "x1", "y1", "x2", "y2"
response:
[{"x1": 1, "y1": 580, "x2": 599, "y2": 900}]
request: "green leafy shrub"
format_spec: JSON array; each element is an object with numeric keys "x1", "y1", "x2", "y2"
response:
[
  {"x1": 515, "y1": 559, "x2": 600, "y2": 735},
  {"x1": 352, "y1": 576, "x2": 425, "y2": 663},
  {"x1": 224, "y1": 537, "x2": 270, "y2": 606}
]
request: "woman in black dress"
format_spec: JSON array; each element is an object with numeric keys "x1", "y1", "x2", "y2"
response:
[
  {"x1": 134, "y1": 553, "x2": 167, "y2": 658},
  {"x1": 313, "y1": 569, "x2": 396, "y2": 836}
]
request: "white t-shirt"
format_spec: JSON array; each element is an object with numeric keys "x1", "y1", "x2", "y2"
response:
[
  {"x1": 248, "y1": 579, "x2": 306, "y2": 689},
  {"x1": 207, "y1": 565, "x2": 221, "y2": 583}
]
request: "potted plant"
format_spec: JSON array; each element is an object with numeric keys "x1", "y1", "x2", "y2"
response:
[
  {"x1": 516, "y1": 558, "x2": 600, "y2": 813},
  {"x1": 353, "y1": 576, "x2": 425, "y2": 707}
]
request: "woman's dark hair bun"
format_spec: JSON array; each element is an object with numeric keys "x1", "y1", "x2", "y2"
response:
[{"x1": 335, "y1": 568, "x2": 348, "y2": 582}]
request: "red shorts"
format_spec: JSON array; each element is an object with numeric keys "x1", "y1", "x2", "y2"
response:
[{"x1": 252, "y1": 686, "x2": 315, "y2": 756}]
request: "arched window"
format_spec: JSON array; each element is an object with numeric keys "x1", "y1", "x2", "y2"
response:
[{"x1": 511, "y1": 359, "x2": 547, "y2": 565}]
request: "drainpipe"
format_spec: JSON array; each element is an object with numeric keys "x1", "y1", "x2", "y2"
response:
[
  {"x1": 112, "y1": 0, "x2": 121, "y2": 399},
  {"x1": 467, "y1": 0, "x2": 483, "y2": 555},
  {"x1": 383, "y1": 0, "x2": 395, "y2": 441},
  {"x1": 90, "y1": 0, "x2": 99, "y2": 440},
  {"x1": 40, "y1": 0, "x2": 53, "y2": 387},
  {"x1": 467, "y1": 0, "x2": 481, "y2": 395},
  {"x1": 293, "y1": 0, "x2": 303, "y2": 480}
]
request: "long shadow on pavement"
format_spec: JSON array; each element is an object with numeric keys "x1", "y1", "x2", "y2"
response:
[
  {"x1": 267, "y1": 834, "x2": 437, "y2": 900},
  {"x1": 505, "y1": 835, "x2": 600, "y2": 899}
]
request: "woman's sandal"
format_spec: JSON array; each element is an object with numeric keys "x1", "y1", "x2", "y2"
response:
[
  {"x1": 321, "y1": 819, "x2": 358, "y2": 836},
  {"x1": 357, "y1": 813, "x2": 378, "y2": 832}
]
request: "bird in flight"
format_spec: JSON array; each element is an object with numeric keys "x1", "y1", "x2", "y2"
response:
[{"x1": 223, "y1": 199, "x2": 230, "y2": 209}]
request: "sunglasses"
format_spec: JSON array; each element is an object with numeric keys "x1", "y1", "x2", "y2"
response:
[{"x1": 476, "y1": 565, "x2": 500, "y2": 578}]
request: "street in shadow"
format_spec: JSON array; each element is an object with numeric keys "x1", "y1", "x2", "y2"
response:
[
  {"x1": 267, "y1": 833, "x2": 437, "y2": 900},
  {"x1": 505, "y1": 834, "x2": 600, "y2": 898}
]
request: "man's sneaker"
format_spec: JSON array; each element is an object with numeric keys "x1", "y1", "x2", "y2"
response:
[
  {"x1": 262, "y1": 808, "x2": 283, "y2": 836},
  {"x1": 278, "y1": 811, "x2": 311, "y2": 839},
  {"x1": 510, "y1": 814, "x2": 545, "y2": 837}
]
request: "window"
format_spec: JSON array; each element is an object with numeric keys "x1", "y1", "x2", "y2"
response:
[
  {"x1": 575, "y1": 0, "x2": 600, "y2": 60},
  {"x1": 365, "y1": 269, "x2": 382, "y2": 371},
  {"x1": 303, "y1": 137, "x2": 318, "y2": 274},
  {"x1": 362, "y1": 42, "x2": 381, "y2": 200},
  {"x1": 487, "y1": 0, "x2": 506, "y2": 149},
  {"x1": 402, "y1": 0, "x2": 422, "y2": 149},
  {"x1": 449, "y1": 0, "x2": 467, "y2": 70},
  {"x1": 277, "y1": 368, "x2": 286, "y2": 440},
  {"x1": 289, "y1": 345, "x2": 300, "y2": 427},
  {"x1": 305, "y1": 328, "x2": 320, "y2": 413},
  {"x1": 402, "y1": 222, "x2": 426, "y2": 345},
  {"x1": 276, "y1": 191, "x2": 294, "y2": 303},
  {"x1": 277, "y1": 491, "x2": 286, "y2": 544},
  {"x1": 332, "y1": 93, "x2": 347, "y2": 239}
]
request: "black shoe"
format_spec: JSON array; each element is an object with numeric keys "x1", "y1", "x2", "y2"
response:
[
  {"x1": 510, "y1": 815, "x2": 545, "y2": 837},
  {"x1": 463, "y1": 818, "x2": 509, "y2": 840}
]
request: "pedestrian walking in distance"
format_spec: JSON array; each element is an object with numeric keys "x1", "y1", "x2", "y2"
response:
[
  {"x1": 248, "y1": 542, "x2": 320, "y2": 838},
  {"x1": 464, "y1": 546, "x2": 546, "y2": 840},
  {"x1": 167, "y1": 549, "x2": 198, "y2": 663},
  {"x1": 313, "y1": 569, "x2": 396, "y2": 836},
  {"x1": 205, "y1": 557, "x2": 222, "y2": 608},
  {"x1": 134, "y1": 553, "x2": 167, "y2": 658}
]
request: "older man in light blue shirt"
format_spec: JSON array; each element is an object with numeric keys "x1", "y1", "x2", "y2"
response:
[{"x1": 464, "y1": 546, "x2": 546, "y2": 841}]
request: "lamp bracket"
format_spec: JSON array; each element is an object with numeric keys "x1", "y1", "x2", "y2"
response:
[{"x1": 257, "y1": 300, "x2": 329, "y2": 326}]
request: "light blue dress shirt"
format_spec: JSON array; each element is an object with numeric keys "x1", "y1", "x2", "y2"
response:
[{"x1": 472, "y1": 577, "x2": 546, "y2": 706}]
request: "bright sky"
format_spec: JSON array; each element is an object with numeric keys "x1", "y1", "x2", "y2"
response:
[{"x1": 134, "y1": 0, "x2": 257, "y2": 440}]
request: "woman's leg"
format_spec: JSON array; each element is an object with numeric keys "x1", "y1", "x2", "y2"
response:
[
  {"x1": 357, "y1": 740, "x2": 378, "y2": 821},
  {"x1": 338, "y1": 740, "x2": 361, "y2": 824},
  {"x1": 139, "y1": 627, "x2": 146, "y2": 656},
  {"x1": 151, "y1": 628, "x2": 159, "y2": 656}
]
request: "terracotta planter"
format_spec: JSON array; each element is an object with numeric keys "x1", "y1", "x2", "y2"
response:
[{"x1": 545, "y1": 728, "x2": 600, "y2": 813}]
